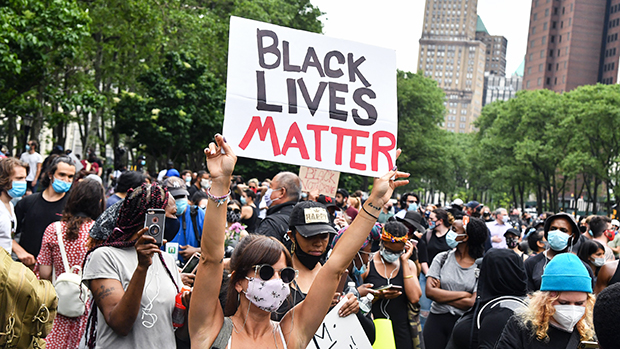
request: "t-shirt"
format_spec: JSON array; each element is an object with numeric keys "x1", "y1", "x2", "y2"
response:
[
  {"x1": 106, "y1": 194, "x2": 123, "y2": 208},
  {"x1": 20, "y1": 152, "x2": 43, "y2": 181},
  {"x1": 82, "y1": 246, "x2": 181, "y2": 349},
  {"x1": 14, "y1": 192, "x2": 68, "y2": 257},
  {"x1": 427, "y1": 250, "x2": 477, "y2": 316},
  {"x1": 608, "y1": 234, "x2": 620, "y2": 258},
  {"x1": 486, "y1": 220, "x2": 510, "y2": 249},
  {"x1": 0, "y1": 202, "x2": 15, "y2": 253},
  {"x1": 425, "y1": 231, "x2": 450, "y2": 265}
]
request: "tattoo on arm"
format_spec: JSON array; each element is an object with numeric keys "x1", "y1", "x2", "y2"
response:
[
  {"x1": 367, "y1": 202, "x2": 381, "y2": 211},
  {"x1": 94, "y1": 285, "x2": 116, "y2": 302}
]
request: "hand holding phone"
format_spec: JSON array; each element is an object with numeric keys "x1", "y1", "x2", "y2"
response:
[
  {"x1": 181, "y1": 253, "x2": 201, "y2": 274},
  {"x1": 144, "y1": 209, "x2": 166, "y2": 246}
]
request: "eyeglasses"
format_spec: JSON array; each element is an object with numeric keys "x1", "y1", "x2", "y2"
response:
[
  {"x1": 227, "y1": 207, "x2": 241, "y2": 214},
  {"x1": 252, "y1": 264, "x2": 297, "y2": 284}
]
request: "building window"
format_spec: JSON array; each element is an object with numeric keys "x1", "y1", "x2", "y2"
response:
[
  {"x1": 539, "y1": 64, "x2": 543, "y2": 72},
  {"x1": 530, "y1": 39, "x2": 536, "y2": 48},
  {"x1": 559, "y1": 35, "x2": 562, "y2": 43},
  {"x1": 552, "y1": 21, "x2": 557, "y2": 29},
  {"x1": 547, "y1": 77, "x2": 551, "y2": 85},
  {"x1": 538, "y1": 77, "x2": 542, "y2": 86},
  {"x1": 532, "y1": 26, "x2": 537, "y2": 34},
  {"x1": 548, "y1": 63, "x2": 553, "y2": 71},
  {"x1": 554, "y1": 7, "x2": 558, "y2": 15},
  {"x1": 551, "y1": 35, "x2": 555, "y2": 43},
  {"x1": 540, "y1": 50, "x2": 545, "y2": 58},
  {"x1": 542, "y1": 36, "x2": 546, "y2": 45},
  {"x1": 534, "y1": 13, "x2": 538, "y2": 20},
  {"x1": 549, "y1": 50, "x2": 554, "y2": 57},
  {"x1": 527, "y1": 80, "x2": 531, "y2": 88},
  {"x1": 544, "y1": 22, "x2": 548, "y2": 30},
  {"x1": 545, "y1": 9, "x2": 549, "y2": 16},
  {"x1": 528, "y1": 67, "x2": 532, "y2": 74},
  {"x1": 567, "y1": 32, "x2": 570, "y2": 41}
]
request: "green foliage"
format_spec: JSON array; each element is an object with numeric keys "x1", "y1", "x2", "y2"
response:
[{"x1": 114, "y1": 52, "x2": 225, "y2": 166}]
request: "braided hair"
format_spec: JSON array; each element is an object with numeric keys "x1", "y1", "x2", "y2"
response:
[{"x1": 83, "y1": 182, "x2": 178, "y2": 348}]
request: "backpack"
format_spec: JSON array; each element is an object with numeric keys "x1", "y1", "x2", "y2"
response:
[
  {"x1": 0, "y1": 248, "x2": 58, "y2": 348},
  {"x1": 53, "y1": 222, "x2": 90, "y2": 318}
]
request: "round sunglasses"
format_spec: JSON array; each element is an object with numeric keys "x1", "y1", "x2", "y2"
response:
[{"x1": 252, "y1": 264, "x2": 298, "y2": 284}]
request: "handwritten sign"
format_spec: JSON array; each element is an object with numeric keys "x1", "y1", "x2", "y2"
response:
[
  {"x1": 299, "y1": 166, "x2": 340, "y2": 197},
  {"x1": 306, "y1": 298, "x2": 373, "y2": 349},
  {"x1": 223, "y1": 16, "x2": 398, "y2": 177}
]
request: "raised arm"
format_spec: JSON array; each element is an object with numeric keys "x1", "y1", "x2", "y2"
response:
[
  {"x1": 188, "y1": 134, "x2": 236, "y2": 344},
  {"x1": 283, "y1": 154, "x2": 409, "y2": 344}
]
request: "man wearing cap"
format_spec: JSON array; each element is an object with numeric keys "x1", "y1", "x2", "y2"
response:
[
  {"x1": 607, "y1": 219, "x2": 620, "y2": 258},
  {"x1": 315, "y1": 194, "x2": 346, "y2": 230},
  {"x1": 256, "y1": 171, "x2": 301, "y2": 250},
  {"x1": 465, "y1": 201, "x2": 482, "y2": 218},
  {"x1": 523, "y1": 212, "x2": 592, "y2": 293},
  {"x1": 486, "y1": 208, "x2": 510, "y2": 249},
  {"x1": 165, "y1": 176, "x2": 204, "y2": 263},
  {"x1": 504, "y1": 228, "x2": 528, "y2": 260}
]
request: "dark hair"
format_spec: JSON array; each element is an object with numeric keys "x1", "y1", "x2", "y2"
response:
[
  {"x1": 433, "y1": 208, "x2": 454, "y2": 228},
  {"x1": 180, "y1": 170, "x2": 191, "y2": 177},
  {"x1": 577, "y1": 239, "x2": 604, "y2": 264},
  {"x1": 527, "y1": 228, "x2": 545, "y2": 252},
  {"x1": 244, "y1": 188, "x2": 257, "y2": 201},
  {"x1": 0, "y1": 157, "x2": 28, "y2": 193},
  {"x1": 193, "y1": 170, "x2": 207, "y2": 186},
  {"x1": 190, "y1": 190, "x2": 208, "y2": 205},
  {"x1": 28, "y1": 140, "x2": 38, "y2": 150},
  {"x1": 464, "y1": 217, "x2": 488, "y2": 259},
  {"x1": 589, "y1": 216, "x2": 609, "y2": 238},
  {"x1": 383, "y1": 221, "x2": 408, "y2": 238},
  {"x1": 225, "y1": 235, "x2": 292, "y2": 316},
  {"x1": 594, "y1": 283, "x2": 620, "y2": 349},
  {"x1": 61, "y1": 179, "x2": 105, "y2": 240},
  {"x1": 40, "y1": 156, "x2": 76, "y2": 188},
  {"x1": 400, "y1": 192, "x2": 419, "y2": 209},
  {"x1": 228, "y1": 199, "x2": 242, "y2": 208},
  {"x1": 115, "y1": 171, "x2": 146, "y2": 193}
]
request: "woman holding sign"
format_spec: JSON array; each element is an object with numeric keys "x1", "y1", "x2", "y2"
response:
[{"x1": 188, "y1": 134, "x2": 408, "y2": 348}]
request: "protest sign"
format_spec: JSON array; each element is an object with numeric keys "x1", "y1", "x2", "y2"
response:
[
  {"x1": 306, "y1": 297, "x2": 373, "y2": 349},
  {"x1": 299, "y1": 166, "x2": 340, "y2": 197},
  {"x1": 224, "y1": 16, "x2": 398, "y2": 178}
]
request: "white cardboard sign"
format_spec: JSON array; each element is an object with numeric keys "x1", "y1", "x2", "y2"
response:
[
  {"x1": 224, "y1": 16, "x2": 398, "y2": 177},
  {"x1": 306, "y1": 297, "x2": 373, "y2": 349},
  {"x1": 299, "y1": 166, "x2": 340, "y2": 197}
]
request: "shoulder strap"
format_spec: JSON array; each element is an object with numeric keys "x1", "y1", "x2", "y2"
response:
[
  {"x1": 55, "y1": 222, "x2": 71, "y2": 273},
  {"x1": 566, "y1": 327, "x2": 581, "y2": 349},
  {"x1": 190, "y1": 206, "x2": 200, "y2": 243},
  {"x1": 211, "y1": 317, "x2": 233, "y2": 349}
]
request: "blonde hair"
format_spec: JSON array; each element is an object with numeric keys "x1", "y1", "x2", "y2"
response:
[
  {"x1": 520, "y1": 291, "x2": 595, "y2": 342},
  {"x1": 349, "y1": 197, "x2": 361, "y2": 210}
]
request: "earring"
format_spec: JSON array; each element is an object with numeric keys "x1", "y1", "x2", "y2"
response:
[
  {"x1": 237, "y1": 292, "x2": 240, "y2": 304},
  {"x1": 290, "y1": 240, "x2": 296, "y2": 255}
]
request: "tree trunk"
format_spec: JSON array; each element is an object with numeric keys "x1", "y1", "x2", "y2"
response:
[{"x1": 536, "y1": 182, "x2": 543, "y2": 215}]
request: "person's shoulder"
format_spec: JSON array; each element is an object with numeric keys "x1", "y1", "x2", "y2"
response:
[
  {"x1": 35, "y1": 152, "x2": 43, "y2": 162},
  {"x1": 524, "y1": 252, "x2": 544, "y2": 266},
  {"x1": 16, "y1": 192, "x2": 41, "y2": 207}
]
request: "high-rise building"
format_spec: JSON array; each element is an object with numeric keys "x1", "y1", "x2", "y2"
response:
[
  {"x1": 417, "y1": 0, "x2": 486, "y2": 133},
  {"x1": 523, "y1": 0, "x2": 620, "y2": 92},
  {"x1": 482, "y1": 66, "x2": 524, "y2": 106},
  {"x1": 475, "y1": 16, "x2": 508, "y2": 76}
]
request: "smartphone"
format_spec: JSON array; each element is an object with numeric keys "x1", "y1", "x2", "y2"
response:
[
  {"x1": 181, "y1": 253, "x2": 201, "y2": 274},
  {"x1": 144, "y1": 208, "x2": 166, "y2": 246},
  {"x1": 409, "y1": 239, "x2": 419, "y2": 248},
  {"x1": 580, "y1": 341, "x2": 599, "y2": 349},
  {"x1": 374, "y1": 284, "x2": 403, "y2": 292}
]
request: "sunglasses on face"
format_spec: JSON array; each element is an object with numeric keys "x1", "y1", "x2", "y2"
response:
[
  {"x1": 227, "y1": 207, "x2": 241, "y2": 214},
  {"x1": 252, "y1": 264, "x2": 298, "y2": 284}
]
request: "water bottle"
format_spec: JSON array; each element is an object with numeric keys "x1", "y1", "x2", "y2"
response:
[
  {"x1": 359, "y1": 293, "x2": 374, "y2": 315},
  {"x1": 345, "y1": 281, "x2": 360, "y2": 299}
]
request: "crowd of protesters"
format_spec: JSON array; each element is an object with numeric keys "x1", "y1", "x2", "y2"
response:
[{"x1": 2, "y1": 137, "x2": 620, "y2": 349}]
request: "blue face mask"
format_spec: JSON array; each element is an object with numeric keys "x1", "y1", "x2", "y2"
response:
[
  {"x1": 51, "y1": 178, "x2": 72, "y2": 193},
  {"x1": 25, "y1": 145, "x2": 30, "y2": 151},
  {"x1": 408, "y1": 203, "x2": 419, "y2": 212},
  {"x1": 547, "y1": 229, "x2": 570, "y2": 251},
  {"x1": 140, "y1": 160, "x2": 146, "y2": 166},
  {"x1": 7, "y1": 181, "x2": 27, "y2": 198},
  {"x1": 446, "y1": 230, "x2": 466, "y2": 249},
  {"x1": 240, "y1": 196, "x2": 247, "y2": 205},
  {"x1": 380, "y1": 247, "x2": 402, "y2": 264},
  {"x1": 175, "y1": 198, "x2": 188, "y2": 216},
  {"x1": 352, "y1": 252, "x2": 366, "y2": 278},
  {"x1": 429, "y1": 220, "x2": 436, "y2": 230}
]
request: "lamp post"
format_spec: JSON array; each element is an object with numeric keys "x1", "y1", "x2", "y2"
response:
[{"x1": 22, "y1": 114, "x2": 34, "y2": 152}]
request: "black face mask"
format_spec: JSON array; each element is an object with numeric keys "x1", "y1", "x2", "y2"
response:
[
  {"x1": 293, "y1": 236, "x2": 326, "y2": 270},
  {"x1": 579, "y1": 225, "x2": 587, "y2": 233},
  {"x1": 227, "y1": 210, "x2": 241, "y2": 223},
  {"x1": 506, "y1": 237, "x2": 519, "y2": 249},
  {"x1": 164, "y1": 217, "x2": 181, "y2": 241}
]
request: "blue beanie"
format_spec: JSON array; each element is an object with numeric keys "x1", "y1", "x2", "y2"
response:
[
  {"x1": 541, "y1": 253, "x2": 592, "y2": 293},
  {"x1": 166, "y1": 169, "x2": 180, "y2": 178}
]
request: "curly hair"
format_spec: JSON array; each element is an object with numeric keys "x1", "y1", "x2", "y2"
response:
[{"x1": 521, "y1": 291, "x2": 595, "y2": 342}]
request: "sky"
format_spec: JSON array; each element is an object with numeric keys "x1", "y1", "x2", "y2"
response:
[{"x1": 311, "y1": 0, "x2": 532, "y2": 76}]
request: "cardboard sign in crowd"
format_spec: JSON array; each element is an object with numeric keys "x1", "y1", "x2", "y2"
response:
[{"x1": 224, "y1": 17, "x2": 398, "y2": 178}]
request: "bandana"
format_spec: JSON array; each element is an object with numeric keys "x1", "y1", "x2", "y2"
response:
[{"x1": 381, "y1": 226, "x2": 408, "y2": 243}]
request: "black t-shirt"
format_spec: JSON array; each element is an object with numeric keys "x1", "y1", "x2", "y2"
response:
[
  {"x1": 15, "y1": 192, "x2": 68, "y2": 257},
  {"x1": 495, "y1": 315, "x2": 578, "y2": 349},
  {"x1": 425, "y1": 231, "x2": 450, "y2": 266}
]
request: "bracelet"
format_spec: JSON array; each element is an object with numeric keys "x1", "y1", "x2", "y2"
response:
[
  {"x1": 362, "y1": 205, "x2": 379, "y2": 220},
  {"x1": 403, "y1": 275, "x2": 414, "y2": 279},
  {"x1": 206, "y1": 188, "x2": 231, "y2": 207}
]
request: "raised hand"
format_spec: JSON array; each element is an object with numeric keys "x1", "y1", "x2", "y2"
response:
[
  {"x1": 204, "y1": 134, "x2": 237, "y2": 185},
  {"x1": 368, "y1": 149, "x2": 409, "y2": 207}
]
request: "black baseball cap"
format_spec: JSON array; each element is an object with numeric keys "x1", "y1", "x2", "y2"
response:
[
  {"x1": 289, "y1": 201, "x2": 337, "y2": 237},
  {"x1": 504, "y1": 228, "x2": 520, "y2": 237},
  {"x1": 336, "y1": 188, "x2": 350, "y2": 198},
  {"x1": 396, "y1": 211, "x2": 426, "y2": 234},
  {"x1": 316, "y1": 194, "x2": 341, "y2": 210}
]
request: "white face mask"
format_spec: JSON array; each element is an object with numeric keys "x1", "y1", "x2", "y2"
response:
[{"x1": 552, "y1": 305, "x2": 585, "y2": 332}]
